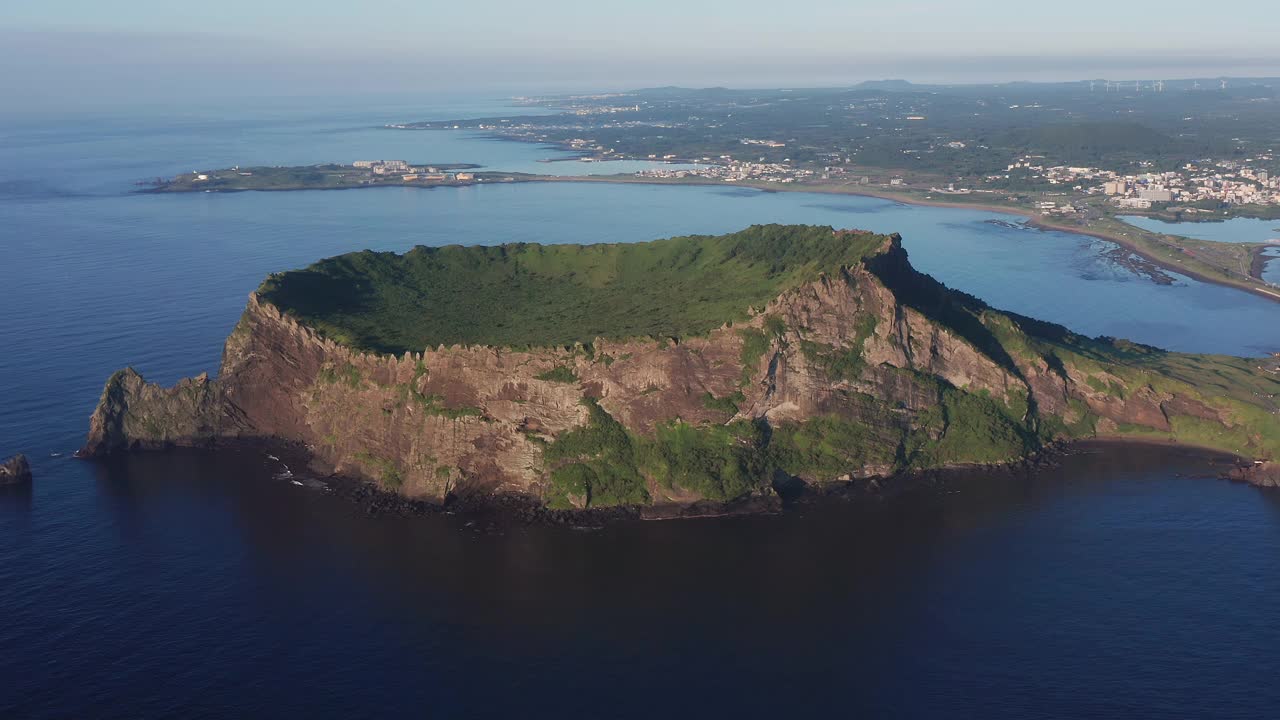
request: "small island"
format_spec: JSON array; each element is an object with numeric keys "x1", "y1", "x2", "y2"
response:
[
  {"x1": 139, "y1": 160, "x2": 531, "y2": 193},
  {"x1": 81, "y1": 225, "x2": 1279, "y2": 515}
]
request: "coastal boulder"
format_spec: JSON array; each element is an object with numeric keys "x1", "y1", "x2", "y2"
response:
[
  {"x1": 1228, "y1": 461, "x2": 1280, "y2": 488},
  {"x1": 0, "y1": 454, "x2": 32, "y2": 485}
]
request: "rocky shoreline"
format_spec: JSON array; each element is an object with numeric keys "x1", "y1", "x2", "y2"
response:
[
  {"x1": 1099, "y1": 245, "x2": 1176, "y2": 285},
  {"x1": 1226, "y1": 460, "x2": 1280, "y2": 488},
  {"x1": 74, "y1": 436, "x2": 1267, "y2": 529},
  {"x1": 1250, "y1": 246, "x2": 1279, "y2": 283},
  {"x1": 330, "y1": 440, "x2": 1269, "y2": 526}
]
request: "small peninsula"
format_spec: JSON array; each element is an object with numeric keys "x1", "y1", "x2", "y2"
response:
[
  {"x1": 140, "y1": 161, "x2": 522, "y2": 193},
  {"x1": 81, "y1": 225, "x2": 1280, "y2": 512}
]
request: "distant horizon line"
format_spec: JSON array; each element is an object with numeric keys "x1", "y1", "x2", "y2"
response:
[{"x1": 594, "y1": 75, "x2": 1280, "y2": 91}]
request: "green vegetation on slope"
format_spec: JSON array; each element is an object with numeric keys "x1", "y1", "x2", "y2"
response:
[
  {"x1": 257, "y1": 225, "x2": 888, "y2": 354},
  {"x1": 535, "y1": 366, "x2": 579, "y2": 383},
  {"x1": 543, "y1": 398, "x2": 774, "y2": 509},
  {"x1": 866, "y1": 242, "x2": 1279, "y2": 460},
  {"x1": 353, "y1": 451, "x2": 404, "y2": 490},
  {"x1": 542, "y1": 398, "x2": 651, "y2": 509},
  {"x1": 645, "y1": 420, "x2": 772, "y2": 501},
  {"x1": 771, "y1": 412, "x2": 902, "y2": 478},
  {"x1": 1030, "y1": 333, "x2": 1280, "y2": 457},
  {"x1": 798, "y1": 314, "x2": 878, "y2": 381},
  {"x1": 541, "y1": 387, "x2": 1044, "y2": 510}
]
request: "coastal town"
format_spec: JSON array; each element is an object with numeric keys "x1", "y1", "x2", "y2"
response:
[
  {"x1": 634, "y1": 151, "x2": 1280, "y2": 213},
  {"x1": 636, "y1": 158, "x2": 816, "y2": 183},
  {"x1": 399, "y1": 82, "x2": 1280, "y2": 235},
  {"x1": 615, "y1": 145, "x2": 1280, "y2": 298},
  {"x1": 1005, "y1": 154, "x2": 1280, "y2": 210}
]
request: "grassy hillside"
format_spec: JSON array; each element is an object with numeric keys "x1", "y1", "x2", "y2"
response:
[{"x1": 257, "y1": 225, "x2": 886, "y2": 353}]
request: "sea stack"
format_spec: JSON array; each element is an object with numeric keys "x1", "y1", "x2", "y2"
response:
[{"x1": 0, "y1": 454, "x2": 33, "y2": 485}]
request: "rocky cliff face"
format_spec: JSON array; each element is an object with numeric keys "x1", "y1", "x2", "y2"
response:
[{"x1": 82, "y1": 233, "x2": 1280, "y2": 505}]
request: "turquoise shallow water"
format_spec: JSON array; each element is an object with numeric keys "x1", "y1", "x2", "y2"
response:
[{"x1": 3, "y1": 97, "x2": 1280, "y2": 718}]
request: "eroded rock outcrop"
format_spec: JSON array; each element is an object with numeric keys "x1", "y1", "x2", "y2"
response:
[
  {"x1": 83, "y1": 369, "x2": 243, "y2": 456},
  {"x1": 1, "y1": 454, "x2": 32, "y2": 485},
  {"x1": 80, "y1": 228, "x2": 1280, "y2": 509},
  {"x1": 1228, "y1": 461, "x2": 1280, "y2": 488}
]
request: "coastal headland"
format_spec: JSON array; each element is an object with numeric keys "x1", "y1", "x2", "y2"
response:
[
  {"x1": 80, "y1": 225, "x2": 1280, "y2": 515},
  {"x1": 139, "y1": 163, "x2": 515, "y2": 193}
]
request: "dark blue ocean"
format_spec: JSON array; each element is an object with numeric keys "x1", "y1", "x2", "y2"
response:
[{"x1": 3, "y1": 95, "x2": 1280, "y2": 718}]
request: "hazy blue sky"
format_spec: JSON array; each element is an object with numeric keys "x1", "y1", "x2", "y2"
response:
[{"x1": 4, "y1": 0, "x2": 1279, "y2": 108}]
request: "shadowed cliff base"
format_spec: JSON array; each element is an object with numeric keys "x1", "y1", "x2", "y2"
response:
[
  {"x1": 76, "y1": 438, "x2": 1254, "y2": 527},
  {"x1": 81, "y1": 225, "x2": 1280, "y2": 514}
]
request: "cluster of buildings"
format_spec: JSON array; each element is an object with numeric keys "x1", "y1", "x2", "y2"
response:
[
  {"x1": 1034, "y1": 201, "x2": 1082, "y2": 217},
  {"x1": 1102, "y1": 165, "x2": 1278, "y2": 209},
  {"x1": 635, "y1": 159, "x2": 814, "y2": 183},
  {"x1": 563, "y1": 138, "x2": 620, "y2": 156},
  {"x1": 352, "y1": 159, "x2": 410, "y2": 174},
  {"x1": 1000, "y1": 156, "x2": 1280, "y2": 210},
  {"x1": 351, "y1": 160, "x2": 473, "y2": 183},
  {"x1": 739, "y1": 138, "x2": 787, "y2": 148},
  {"x1": 568, "y1": 104, "x2": 641, "y2": 116}
]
